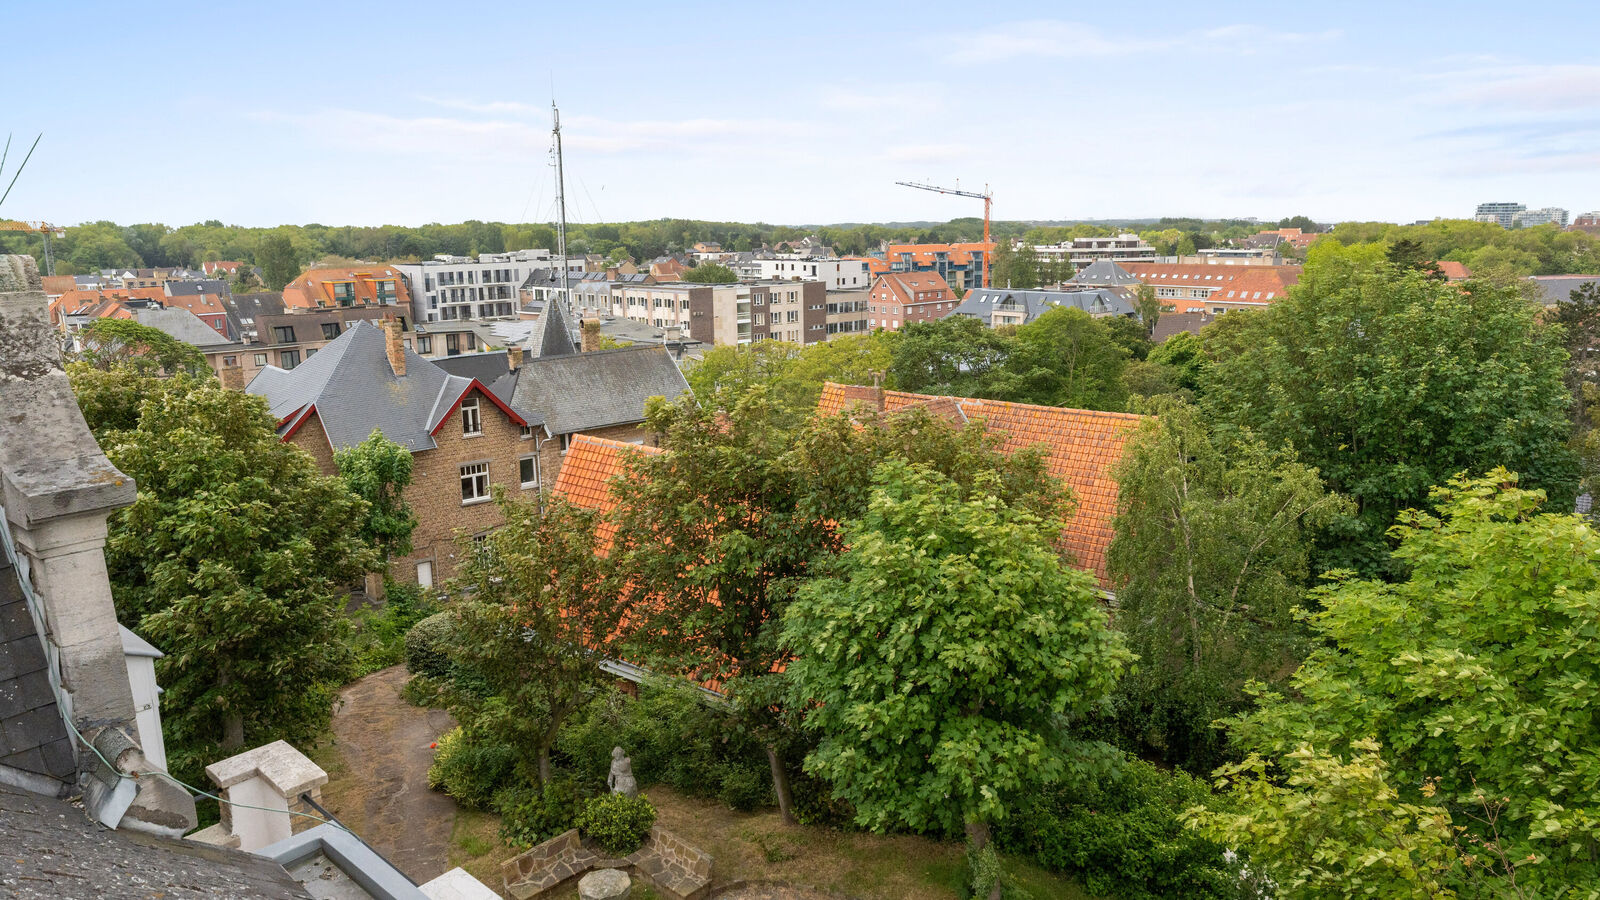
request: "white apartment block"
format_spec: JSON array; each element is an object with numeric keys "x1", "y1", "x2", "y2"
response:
[
  {"x1": 395, "y1": 251, "x2": 583, "y2": 324},
  {"x1": 740, "y1": 257, "x2": 870, "y2": 291},
  {"x1": 1033, "y1": 234, "x2": 1158, "y2": 269}
]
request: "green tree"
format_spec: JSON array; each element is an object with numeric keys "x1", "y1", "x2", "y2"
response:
[
  {"x1": 1105, "y1": 398, "x2": 1350, "y2": 771},
  {"x1": 680, "y1": 262, "x2": 737, "y2": 283},
  {"x1": 1185, "y1": 741, "x2": 1464, "y2": 899},
  {"x1": 685, "y1": 333, "x2": 894, "y2": 429},
  {"x1": 1201, "y1": 241, "x2": 1577, "y2": 575},
  {"x1": 990, "y1": 241, "x2": 1039, "y2": 289},
  {"x1": 78, "y1": 318, "x2": 208, "y2": 376},
  {"x1": 1222, "y1": 470, "x2": 1600, "y2": 891},
  {"x1": 887, "y1": 315, "x2": 1012, "y2": 397},
  {"x1": 1555, "y1": 282, "x2": 1600, "y2": 498},
  {"x1": 257, "y1": 232, "x2": 300, "y2": 290},
  {"x1": 1276, "y1": 215, "x2": 1321, "y2": 233},
  {"x1": 782, "y1": 461, "x2": 1128, "y2": 893},
  {"x1": 1144, "y1": 329, "x2": 1205, "y2": 393},
  {"x1": 1385, "y1": 238, "x2": 1444, "y2": 279},
  {"x1": 334, "y1": 430, "x2": 417, "y2": 571},
  {"x1": 84, "y1": 375, "x2": 375, "y2": 777},
  {"x1": 1133, "y1": 283, "x2": 1162, "y2": 332},
  {"x1": 450, "y1": 494, "x2": 622, "y2": 785},
  {"x1": 986, "y1": 307, "x2": 1130, "y2": 410}
]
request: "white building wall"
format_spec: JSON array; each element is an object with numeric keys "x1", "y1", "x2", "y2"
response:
[
  {"x1": 753, "y1": 258, "x2": 869, "y2": 291},
  {"x1": 397, "y1": 252, "x2": 584, "y2": 324}
]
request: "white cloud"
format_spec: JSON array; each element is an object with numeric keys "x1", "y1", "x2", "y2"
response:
[{"x1": 1437, "y1": 64, "x2": 1600, "y2": 111}]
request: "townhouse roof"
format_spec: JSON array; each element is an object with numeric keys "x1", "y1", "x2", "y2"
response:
[
  {"x1": 280, "y1": 266, "x2": 409, "y2": 311},
  {"x1": 0, "y1": 783, "x2": 311, "y2": 899},
  {"x1": 816, "y1": 383, "x2": 1146, "y2": 587},
  {"x1": 951, "y1": 287, "x2": 1134, "y2": 323},
  {"x1": 223, "y1": 292, "x2": 287, "y2": 338},
  {"x1": 553, "y1": 435, "x2": 664, "y2": 543},
  {"x1": 1070, "y1": 260, "x2": 1142, "y2": 286},
  {"x1": 164, "y1": 279, "x2": 231, "y2": 297},
  {"x1": 434, "y1": 350, "x2": 513, "y2": 387},
  {"x1": 1118, "y1": 261, "x2": 1302, "y2": 292},
  {"x1": 132, "y1": 308, "x2": 237, "y2": 349},
  {"x1": 509, "y1": 345, "x2": 691, "y2": 437},
  {"x1": 161, "y1": 289, "x2": 229, "y2": 321},
  {"x1": 1151, "y1": 311, "x2": 1216, "y2": 342},
  {"x1": 1198, "y1": 267, "x2": 1298, "y2": 304},
  {"x1": 872, "y1": 271, "x2": 951, "y2": 305},
  {"x1": 1436, "y1": 260, "x2": 1472, "y2": 280},
  {"x1": 1529, "y1": 275, "x2": 1600, "y2": 305},
  {"x1": 246, "y1": 320, "x2": 536, "y2": 453}
]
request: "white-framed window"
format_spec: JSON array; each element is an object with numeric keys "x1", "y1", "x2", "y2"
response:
[
  {"x1": 519, "y1": 454, "x2": 540, "y2": 490},
  {"x1": 461, "y1": 395, "x2": 482, "y2": 436},
  {"x1": 254, "y1": 353, "x2": 268, "y2": 366},
  {"x1": 520, "y1": 424, "x2": 537, "y2": 440},
  {"x1": 559, "y1": 433, "x2": 572, "y2": 453},
  {"x1": 460, "y1": 462, "x2": 489, "y2": 503}
]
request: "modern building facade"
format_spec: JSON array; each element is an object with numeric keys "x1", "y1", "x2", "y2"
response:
[
  {"x1": 740, "y1": 257, "x2": 871, "y2": 290},
  {"x1": 825, "y1": 289, "x2": 870, "y2": 339},
  {"x1": 1475, "y1": 202, "x2": 1527, "y2": 228},
  {"x1": 880, "y1": 242, "x2": 993, "y2": 292},
  {"x1": 1514, "y1": 207, "x2": 1570, "y2": 228},
  {"x1": 1032, "y1": 234, "x2": 1157, "y2": 270},
  {"x1": 395, "y1": 251, "x2": 581, "y2": 325},
  {"x1": 609, "y1": 279, "x2": 828, "y2": 346}
]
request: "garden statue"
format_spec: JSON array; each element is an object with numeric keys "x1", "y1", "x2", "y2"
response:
[{"x1": 608, "y1": 747, "x2": 637, "y2": 797}]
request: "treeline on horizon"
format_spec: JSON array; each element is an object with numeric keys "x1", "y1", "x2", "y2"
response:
[{"x1": 3, "y1": 213, "x2": 1595, "y2": 284}]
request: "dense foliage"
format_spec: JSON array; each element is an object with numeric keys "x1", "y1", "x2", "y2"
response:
[
  {"x1": 334, "y1": 429, "x2": 417, "y2": 568},
  {"x1": 76, "y1": 372, "x2": 375, "y2": 782},
  {"x1": 1201, "y1": 241, "x2": 1577, "y2": 575},
  {"x1": 782, "y1": 462, "x2": 1129, "y2": 865},
  {"x1": 77, "y1": 318, "x2": 209, "y2": 376},
  {"x1": 1106, "y1": 398, "x2": 1351, "y2": 772},
  {"x1": 1218, "y1": 470, "x2": 1600, "y2": 892},
  {"x1": 576, "y1": 793, "x2": 658, "y2": 855}
]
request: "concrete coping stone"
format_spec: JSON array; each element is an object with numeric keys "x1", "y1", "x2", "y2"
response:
[{"x1": 205, "y1": 739, "x2": 329, "y2": 796}]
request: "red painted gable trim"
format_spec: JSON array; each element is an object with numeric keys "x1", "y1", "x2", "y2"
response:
[
  {"x1": 281, "y1": 403, "x2": 317, "y2": 441},
  {"x1": 428, "y1": 379, "x2": 528, "y2": 436}
]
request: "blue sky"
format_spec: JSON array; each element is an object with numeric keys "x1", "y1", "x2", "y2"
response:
[{"x1": 5, "y1": 0, "x2": 1599, "y2": 228}]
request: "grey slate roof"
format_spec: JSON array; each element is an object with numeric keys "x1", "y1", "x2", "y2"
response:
[
  {"x1": 133, "y1": 307, "x2": 238, "y2": 349},
  {"x1": 510, "y1": 345, "x2": 692, "y2": 436},
  {"x1": 0, "y1": 782, "x2": 312, "y2": 899},
  {"x1": 163, "y1": 279, "x2": 230, "y2": 297},
  {"x1": 1070, "y1": 260, "x2": 1141, "y2": 286},
  {"x1": 247, "y1": 320, "x2": 541, "y2": 453},
  {"x1": 434, "y1": 350, "x2": 511, "y2": 386},
  {"x1": 527, "y1": 298, "x2": 577, "y2": 359},
  {"x1": 1530, "y1": 276, "x2": 1599, "y2": 306},
  {"x1": 950, "y1": 287, "x2": 1135, "y2": 325},
  {"x1": 1151, "y1": 311, "x2": 1216, "y2": 342},
  {"x1": 0, "y1": 560, "x2": 75, "y2": 785}
]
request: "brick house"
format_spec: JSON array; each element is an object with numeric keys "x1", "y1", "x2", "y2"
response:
[
  {"x1": 866, "y1": 272, "x2": 957, "y2": 331},
  {"x1": 246, "y1": 319, "x2": 549, "y2": 586}
]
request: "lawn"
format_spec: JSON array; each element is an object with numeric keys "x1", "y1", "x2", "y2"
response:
[{"x1": 443, "y1": 784, "x2": 1090, "y2": 900}]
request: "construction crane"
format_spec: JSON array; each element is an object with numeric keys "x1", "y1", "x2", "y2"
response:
[
  {"x1": 895, "y1": 180, "x2": 994, "y2": 287},
  {"x1": 0, "y1": 220, "x2": 64, "y2": 276}
]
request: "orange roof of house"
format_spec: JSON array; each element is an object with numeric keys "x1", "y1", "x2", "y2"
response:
[
  {"x1": 163, "y1": 291, "x2": 227, "y2": 317},
  {"x1": 553, "y1": 435, "x2": 663, "y2": 545},
  {"x1": 281, "y1": 266, "x2": 410, "y2": 311},
  {"x1": 816, "y1": 384, "x2": 1146, "y2": 588},
  {"x1": 40, "y1": 275, "x2": 77, "y2": 296},
  {"x1": 1200, "y1": 267, "x2": 1298, "y2": 304},
  {"x1": 884, "y1": 242, "x2": 994, "y2": 268},
  {"x1": 1436, "y1": 260, "x2": 1472, "y2": 280},
  {"x1": 871, "y1": 271, "x2": 952, "y2": 305},
  {"x1": 127, "y1": 287, "x2": 167, "y2": 302}
]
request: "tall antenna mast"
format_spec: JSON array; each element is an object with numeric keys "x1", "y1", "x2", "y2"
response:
[{"x1": 551, "y1": 102, "x2": 570, "y2": 315}]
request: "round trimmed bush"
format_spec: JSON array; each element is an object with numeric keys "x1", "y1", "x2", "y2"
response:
[
  {"x1": 405, "y1": 611, "x2": 454, "y2": 679},
  {"x1": 575, "y1": 792, "x2": 657, "y2": 856},
  {"x1": 498, "y1": 776, "x2": 589, "y2": 849}
]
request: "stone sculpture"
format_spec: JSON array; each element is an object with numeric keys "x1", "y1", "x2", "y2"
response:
[{"x1": 607, "y1": 747, "x2": 637, "y2": 797}]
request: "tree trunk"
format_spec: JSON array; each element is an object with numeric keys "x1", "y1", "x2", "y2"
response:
[
  {"x1": 537, "y1": 744, "x2": 552, "y2": 787},
  {"x1": 766, "y1": 745, "x2": 796, "y2": 826},
  {"x1": 222, "y1": 712, "x2": 245, "y2": 751},
  {"x1": 965, "y1": 820, "x2": 1002, "y2": 900}
]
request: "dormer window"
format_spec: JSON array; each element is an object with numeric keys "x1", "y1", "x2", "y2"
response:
[{"x1": 461, "y1": 396, "x2": 482, "y2": 436}]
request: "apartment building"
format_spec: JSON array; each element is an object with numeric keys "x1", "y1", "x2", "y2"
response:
[
  {"x1": 1032, "y1": 234, "x2": 1157, "y2": 270},
  {"x1": 395, "y1": 251, "x2": 580, "y2": 325},
  {"x1": 739, "y1": 257, "x2": 871, "y2": 290},
  {"x1": 881, "y1": 242, "x2": 993, "y2": 291},
  {"x1": 281, "y1": 266, "x2": 410, "y2": 312},
  {"x1": 1118, "y1": 261, "x2": 1301, "y2": 314},
  {"x1": 611, "y1": 279, "x2": 827, "y2": 345},
  {"x1": 1474, "y1": 202, "x2": 1526, "y2": 228},
  {"x1": 1514, "y1": 207, "x2": 1570, "y2": 228},
  {"x1": 825, "y1": 289, "x2": 870, "y2": 339},
  {"x1": 866, "y1": 272, "x2": 957, "y2": 331},
  {"x1": 950, "y1": 287, "x2": 1135, "y2": 327}
]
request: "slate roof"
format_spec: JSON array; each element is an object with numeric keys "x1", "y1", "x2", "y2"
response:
[
  {"x1": 0, "y1": 560, "x2": 75, "y2": 785},
  {"x1": 164, "y1": 279, "x2": 231, "y2": 297},
  {"x1": 132, "y1": 308, "x2": 237, "y2": 349},
  {"x1": 0, "y1": 782, "x2": 312, "y2": 899},
  {"x1": 1151, "y1": 311, "x2": 1216, "y2": 342},
  {"x1": 1070, "y1": 260, "x2": 1141, "y2": 286},
  {"x1": 816, "y1": 383, "x2": 1147, "y2": 588},
  {"x1": 434, "y1": 350, "x2": 512, "y2": 386},
  {"x1": 527, "y1": 298, "x2": 577, "y2": 359},
  {"x1": 509, "y1": 345, "x2": 691, "y2": 436},
  {"x1": 951, "y1": 287, "x2": 1134, "y2": 324},
  {"x1": 246, "y1": 320, "x2": 538, "y2": 453},
  {"x1": 224, "y1": 292, "x2": 286, "y2": 340},
  {"x1": 1529, "y1": 275, "x2": 1600, "y2": 305}
]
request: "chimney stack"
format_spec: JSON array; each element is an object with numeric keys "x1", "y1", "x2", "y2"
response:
[
  {"x1": 507, "y1": 345, "x2": 523, "y2": 370},
  {"x1": 383, "y1": 318, "x2": 406, "y2": 377},
  {"x1": 220, "y1": 364, "x2": 245, "y2": 391},
  {"x1": 580, "y1": 319, "x2": 602, "y2": 353}
]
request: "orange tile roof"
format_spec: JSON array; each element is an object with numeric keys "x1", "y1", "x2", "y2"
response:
[
  {"x1": 163, "y1": 291, "x2": 227, "y2": 317},
  {"x1": 816, "y1": 383, "x2": 1147, "y2": 588},
  {"x1": 281, "y1": 266, "x2": 410, "y2": 311},
  {"x1": 552, "y1": 435, "x2": 663, "y2": 546},
  {"x1": 40, "y1": 275, "x2": 77, "y2": 296},
  {"x1": 1200, "y1": 267, "x2": 1298, "y2": 304},
  {"x1": 1436, "y1": 260, "x2": 1472, "y2": 280},
  {"x1": 871, "y1": 271, "x2": 952, "y2": 306}
]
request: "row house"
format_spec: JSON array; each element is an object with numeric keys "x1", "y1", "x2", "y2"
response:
[{"x1": 866, "y1": 272, "x2": 957, "y2": 331}]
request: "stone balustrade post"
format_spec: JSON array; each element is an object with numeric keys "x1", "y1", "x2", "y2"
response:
[{"x1": 204, "y1": 739, "x2": 329, "y2": 851}]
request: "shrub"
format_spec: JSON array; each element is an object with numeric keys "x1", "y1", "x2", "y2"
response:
[
  {"x1": 575, "y1": 792, "x2": 657, "y2": 856},
  {"x1": 405, "y1": 611, "x2": 454, "y2": 679},
  {"x1": 352, "y1": 580, "x2": 438, "y2": 678},
  {"x1": 427, "y1": 726, "x2": 514, "y2": 810},
  {"x1": 996, "y1": 757, "x2": 1233, "y2": 900},
  {"x1": 497, "y1": 775, "x2": 590, "y2": 849},
  {"x1": 715, "y1": 762, "x2": 771, "y2": 812}
]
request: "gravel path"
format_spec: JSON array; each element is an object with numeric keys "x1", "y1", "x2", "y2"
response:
[{"x1": 321, "y1": 665, "x2": 458, "y2": 884}]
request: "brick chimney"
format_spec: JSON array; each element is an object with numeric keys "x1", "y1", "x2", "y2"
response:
[
  {"x1": 220, "y1": 364, "x2": 245, "y2": 391},
  {"x1": 507, "y1": 345, "x2": 523, "y2": 370},
  {"x1": 580, "y1": 319, "x2": 602, "y2": 353},
  {"x1": 383, "y1": 319, "x2": 406, "y2": 377}
]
